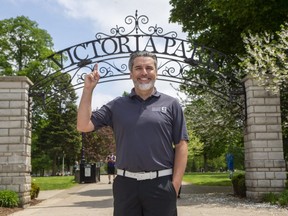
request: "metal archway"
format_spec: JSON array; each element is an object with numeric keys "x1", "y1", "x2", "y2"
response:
[{"x1": 30, "y1": 10, "x2": 245, "y2": 119}]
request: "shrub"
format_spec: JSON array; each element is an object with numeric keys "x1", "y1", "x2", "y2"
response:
[
  {"x1": 262, "y1": 190, "x2": 288, "y2": 207},
  {"x1": 231, "y1": 173, "x2": 246, "y2": 197},
  {"x1": 262, "y1": 192, "x2": 279, "y2": 205},
  {"x1": 0, "y1": 190, "x2": 20, "y2": 208},
  {"x1": 278, "y1": 190, "x2": 288, "y2": 207},
  {"x1": 30, "y1": 182, "x2": 40, "y2": 199}
]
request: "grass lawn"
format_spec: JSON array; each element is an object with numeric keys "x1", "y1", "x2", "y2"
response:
[
  {"x1": 183, "y1": 172, "x2": 234, "y2": 186},
  {"x1": 32, "y1": 172, "x2": 241, "y2": 190},
  {"x1": 32, "y1": 176, "x2": 77, "y2": 190}
]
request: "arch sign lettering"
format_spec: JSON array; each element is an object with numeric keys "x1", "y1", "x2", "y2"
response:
[{"x1": 31, "y1": 11, "x2": 245, "y2": 115}]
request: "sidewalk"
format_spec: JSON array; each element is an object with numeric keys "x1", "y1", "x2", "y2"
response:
[{"x1": 10, "y1": 176, "x2": 288, "y2": 216}]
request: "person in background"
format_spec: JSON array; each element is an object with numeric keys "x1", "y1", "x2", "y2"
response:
[
  {"x1": 73, "y1": 161, "x2": 79, "y2": 175},
  {"x1": 226, "y1": 153, "x2": 234, "y2": 179},
  {"x1": 77, "y1": 51, "x2": 188, "y2": 216},
  {"x1": 106, "y1": 152, "x2": 116, "y2": 184}
]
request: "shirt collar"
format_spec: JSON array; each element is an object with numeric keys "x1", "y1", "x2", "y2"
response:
[{"x1": 129, "y1": 88, "x2": 160, "y2": 99}]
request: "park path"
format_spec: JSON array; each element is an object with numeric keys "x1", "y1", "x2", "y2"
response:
[{"x1": 10, "y1": 176, "x2": 288, "y2": 216}]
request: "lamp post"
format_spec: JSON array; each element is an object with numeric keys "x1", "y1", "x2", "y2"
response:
[
  {"x1": 62, "y1": 151, "x2": 65, "y2": 175},
  {"x1": 81, "y1": 132, "x2": 86, "y2": 165},
  {"x1": 77, "y1": 59, "x2": 92, "y2": 166}
]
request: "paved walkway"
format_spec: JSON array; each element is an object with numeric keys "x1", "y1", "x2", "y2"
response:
[{"x1": 10, "y1": 176, "x2": 288, "y2": 216}]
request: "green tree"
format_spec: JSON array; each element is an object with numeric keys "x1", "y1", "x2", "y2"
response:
[
  {"x1": 169, "y1": 0, "x2": 288, "y2": 56},
  {"x1": 185, "y1": 92, "x2": 243, "y2": 171},
  {"x1": 240, "y1": 23, "x2": 288, "y2": 93},
  {"x1": 37, "y1": 74, "x2": 81, "y2": 175},
  {"x1": 0, "y1": 16, "x2": 81, "y2": 175},
  {"x1": 0, "y1": 16, "x2": 53, "y2": 77},
  {"x1": 83, "y1": 127, "x2": 115, "y2": 163},
  {"x1": 169, "y1": 0, "x2": 288, "y2": 102},
  {"x1": 186, "y1": 128, "x2": 204, "y2": 172},
  {"x1": 169, "y1": 0, "x2": 288, "y2": 168},
  {"x1": 0, "y1": 16, "x2": 56, "y2": 132}
]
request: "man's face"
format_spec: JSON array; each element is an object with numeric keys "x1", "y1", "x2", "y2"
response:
[{"x1": 130, "y1": 56, "x2": 157, "y2": 91}]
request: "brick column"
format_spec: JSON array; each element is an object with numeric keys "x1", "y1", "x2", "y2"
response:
[
  {"x1": 243, "y1": 76, "x2": 286, "y2": 200},
  {"x1": 0, "y1": 76, "x2": 33, "y2": 207}
]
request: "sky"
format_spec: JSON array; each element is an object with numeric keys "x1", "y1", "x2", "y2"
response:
[{"x1": 0, "y1": 0, "x2": 188, "y2": 108}]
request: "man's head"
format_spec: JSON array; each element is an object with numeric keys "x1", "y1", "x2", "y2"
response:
[
  {"x1": 129, "y1": 51, "x2": 158, "y2": 92},
  {"x1": 128, "y1": 51, "x2": 158, "y2": 71}
]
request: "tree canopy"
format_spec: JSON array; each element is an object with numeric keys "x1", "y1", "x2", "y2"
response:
[
  {"x1": 240, "y1": 23, "x2": 288, "y2": 93},
  {"x1": 0, "y1": 16, "x2": 54, "y2": 77},
  {"x1": 169, "y1": 0, "x2": 288, "y2": 168},
  {"x1": 0, "y1": 16, "x2": 82, "y2": 175},
  {"x1": 169, "y1": 0, "x2": 288, "y2": 56}
]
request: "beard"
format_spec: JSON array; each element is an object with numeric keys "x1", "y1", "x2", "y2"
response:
[{"x1": 133, "y1": 79, "x2": 155, "y2": 91}]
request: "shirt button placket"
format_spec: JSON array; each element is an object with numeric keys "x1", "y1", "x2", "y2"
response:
[{"x1": 141, "y1": 101, "x2": 146, "y2": 112}]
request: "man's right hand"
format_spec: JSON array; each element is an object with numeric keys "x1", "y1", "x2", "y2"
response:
[
  {"x1": 84, "y1": 63, "x2": 100, "y2": 91},
  {"x1": 77, "y1": 63, "x2": 100, "y2": 132}
]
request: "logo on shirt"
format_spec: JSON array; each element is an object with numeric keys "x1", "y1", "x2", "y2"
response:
[
  {"x1": 161, "y1": 107, "x2": 167, "y2": 113},
  {"x1": 152, "y1": 106, "x2": 167, "y2": 113}
]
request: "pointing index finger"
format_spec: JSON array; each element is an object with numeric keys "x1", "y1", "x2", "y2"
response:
[{"x1": 93, "y1": 63, "x2": 98, "y2": 72}]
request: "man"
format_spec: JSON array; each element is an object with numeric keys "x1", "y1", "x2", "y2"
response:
[
  {"x1": 106, "y1": 153, "x2": 116, "y2": 184},
  {"x1": 77, "y1": 51, "x2": 188, "y2": 216}
]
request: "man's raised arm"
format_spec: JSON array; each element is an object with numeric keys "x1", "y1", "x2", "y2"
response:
[{"x1": 77, "y1": 64, "x2": 100, "y2": 132}]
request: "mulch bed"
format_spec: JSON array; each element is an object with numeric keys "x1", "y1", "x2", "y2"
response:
[
  {"x1": 0, "y1": 199, "x2": 44, "y2": 216},
  {"x1": 0, "y1": 207, "x2": 23, "y2": 216}
]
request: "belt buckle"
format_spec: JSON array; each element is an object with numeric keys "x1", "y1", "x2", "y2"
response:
[
  {"x1": 148, "y1": 172, "x2": 154, "y2": 180},
  {"x1": 137, "y1": 171, "x2": 156, "y2": 180},
  {"x1": 136, "y1": 172, "x2": 147, "y2": 181}
]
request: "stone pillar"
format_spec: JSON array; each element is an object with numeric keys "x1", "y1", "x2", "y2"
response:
[
  {"x1": 0, "y1": 76, "x2": 33, "y2": 207},
  {"x1": 243, "y1": 76, "x2": 286, "y2": 200}
]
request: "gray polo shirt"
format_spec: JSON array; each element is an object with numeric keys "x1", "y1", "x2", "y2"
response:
[{"x1": 91, "y1": 88, "x2": 188, "y2": 172}]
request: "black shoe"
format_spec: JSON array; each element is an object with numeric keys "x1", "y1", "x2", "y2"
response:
[{"x1": 108, "y1": 181, "x2": 111, "y2": 184}]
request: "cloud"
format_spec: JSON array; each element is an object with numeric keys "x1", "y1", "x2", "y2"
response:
[{"x1": 55, "y1": 0, "x2": 184, "y2": 35}]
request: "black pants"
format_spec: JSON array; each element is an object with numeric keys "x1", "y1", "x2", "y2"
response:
[{"x1": 113, "y1": 175, "x2": 177, "y2": 216}]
